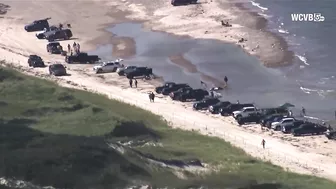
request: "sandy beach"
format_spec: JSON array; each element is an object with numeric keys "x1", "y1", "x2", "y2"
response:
[{"x1": 1, "y1": 0, "x2": 336, "y2": 182}]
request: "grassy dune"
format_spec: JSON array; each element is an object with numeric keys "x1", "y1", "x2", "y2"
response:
[{"x1": 0, "y1": 66, "x2": 336, "y2": 189}]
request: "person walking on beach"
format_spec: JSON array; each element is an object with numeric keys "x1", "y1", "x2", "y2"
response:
[
  {"x1": 73, "y1": 42, "x2": 77, "y2": 54},
  {"x1": 129, "y1": 79, "x2": 133, "y2": 88},
  {"x1": 134, "y1": 79, "x2": 138, "y2": 88},
  {"x1": 261, "y1": 139, "x2": 266, "y2": 149},
  {"x1": 151, "y1": 92, "x2": 155, "y2": 102},
  {"x1": 67, "y1": 44, "x2": 71, "y2": 53},
  {"x1": 149, "y1": 92, "x2": 155, "y2": 102},
  {"x1": 301, "y1": 107, "x2": 306, "y2": 116},
  {"x1": 224, "y1": 76, "x2": 228, "y2": 86},
  {"x1": 77, "y1": 43, "x2": 81, "y2": 54}
]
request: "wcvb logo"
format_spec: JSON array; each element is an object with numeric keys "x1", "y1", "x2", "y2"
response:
[{"x1": 291, "y1": 13, "x2": 325, "y2": 22}]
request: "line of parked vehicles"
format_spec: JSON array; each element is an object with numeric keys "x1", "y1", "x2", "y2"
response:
[
  {"x1": 155, "y1": 82, "x2": 336, "y2": 139},
  {"x1": 24, "y1": 18, "x2": 155, "y2": 79}
]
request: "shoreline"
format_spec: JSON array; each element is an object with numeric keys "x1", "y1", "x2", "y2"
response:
[{"x1": 1, "y1": 0, "x2": 336, "y2": 182}]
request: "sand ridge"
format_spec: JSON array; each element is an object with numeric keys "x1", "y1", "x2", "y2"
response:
[{"x1": 0, "y1": 0, "x2": 336, "y2": 181}]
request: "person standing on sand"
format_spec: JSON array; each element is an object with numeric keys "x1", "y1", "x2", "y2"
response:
[
  {"x1": 224, "y1": 76, "x2": 228, "y2": 86},
  {"x1": 301, "y1": 107, "x2": 306, "y2": 116},
  {"x1": 73, "y1": 42, "x2": 77, "y2": 54},
  {"x1": 151, "y1": 92, "x2": 155, "y2": 102},
  {"x1": 77, "y1": 43, "x2": 81, "y2": 54},
  {"x1": 261, "y1": 139, "x2": 266, "y2": 149},
  {"x1": 134, "y1": 79, "x2": 138, "y2": 88},
  {"x1": 129, "y1": 79, "x2": 133, "y2": 88},
  {"x1": 67, "y1": 44, "x2": 71, "y2": 53}
]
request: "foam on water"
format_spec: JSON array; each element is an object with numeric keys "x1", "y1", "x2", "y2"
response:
[
  {"x1": 295, "y1": 54, "x2": 309, "y2": 66},
  {"x1": 250, "y1": 1, "x2": 268, "y2": 11}
]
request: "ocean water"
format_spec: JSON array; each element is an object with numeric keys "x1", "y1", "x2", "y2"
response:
[
  {"x1": 245, "y1": 0, "x2": 336, "y2": 119},
  {"x1": 90, "y1": 1, "x2": 336, "y2": 120}
]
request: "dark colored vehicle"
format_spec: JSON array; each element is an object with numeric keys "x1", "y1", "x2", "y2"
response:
[
  {"x1": 155, "y1": 82, "x2": 176, "y2": 94},
  {"x1": 36, "y1": 26, "x2": 60, "y2": 39},
  {"x1": 281, "y1": 120, "x2": 305, "y2": 133},
  {"x1": 169, "y1": 87, "x2": 193, "y2": 100},
  {"x1": 171, "y1": 0, "x2": 197, "y2": 6},
  {"x1": 325, "y1": 131, "x2": 336, "y2": 140},
  {"x1": 193, "y1": 98, "x2": 220, "y2": 110},
  {"x1": 264, "y1": 116, "x2": 285, "y2": 128},
  {"x1": 260, "y1": 114, "x2": 284, "y2": 127},
  {"x1": 44, "y1": 29, "x2": 73, "y2": 42},
  {"x1": 208, "y1": 101, "x2": 231, "y2": 114},
  {"x1": 28, "y1": 55, "x2": 45, "y2": 68},
  {"x1": 125, "y1": 67, "x2": 153, "y2": 79},
  {"x1": 161, "y1": 84, "x2": 190, "y2": 95},
  {"x1": 47, "y1": 42, "x2": 63, "y2": 54},
  {"x1": 260, "y1": 107, "x2": 288, "y2": 117},
  {"x1": 177, "y1": 89, "x2": 209, "y2": 102},
  {"x1": 65, "y1": 53, "x2": 100, "y2": 64},
  {"x1": 219, "y1": 103, "x2": 254, "y2": 116},
  {"x1": 237, "y1": 113, "x2": 262, "y2": 125},
  {"x1": 24, "y1": 17, "x2": 50, "y2": 32},
  {"x1": 49, "y1": 64, "x2": 67, "y2": 76},
  {"x1": 117, "y1": 66, "x2": 137, "y2": 76},
  {"x1": 292, "y1": 124, "x2": 327, "y2": 136}
]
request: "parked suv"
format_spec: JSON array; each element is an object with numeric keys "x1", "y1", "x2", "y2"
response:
[
  {"x1": 232, "y1": 106, "x2": 259, "y2": 119},
  {"x1": 93, "y1": 61, "x2": 122, "y2": 73},
  {"x1": 161, "y1": 84, "x2": 190, "y2": 95},
  {"x1": 177, "y1": 89, "x2": 208, "y2": 102},
  {"x1": 66, "y1": 53, "x2": 100, "y2": 64},
  {"x1": 282, "y1": 120, "x2": 305, "y2": 133},
  {"x1": 271, "y1": 117, "x2": 295, "y2": 131},
  {"x1": 47, "y1": 42, "x2": 63, "y2": 54},
  {"x1": 24, "y1": 17, "x2": 50, "y2": 32},
  {"x1": 28, "y1": 55, "x2": 45, "y2": 67},
  {"x1": 45, "y1": 29, "x2": 73, "y2": 42},
  {"x1": 292, "y1": 124, "x2": 327, "y2": 136},
  {"x1": 169, "y1": 87, "x2": 193, "y2": 100},
  {"x1": 237, "y1": 113, "x2": 262, "y2": 125},
  {"x1": 208, "y1": 101, "x2": 231, "y2": 114},
  {"x1": 125, "y1": 67, "x2": 153, "y2": 79},
  {"x1": 49, "y1": 64, "x2": 67, "y2": 76},
  {"x1": 156, "y1": 82, "x2": 176, "y2": 94},
  {"x1": 171, "y1": 0, "x2": 197, "y2": 6},
  {"x1": 193, "y1": 98, "x2": 220, "y2": 110},
  {"x1": 219, "y1": 103, "x2": 254, "y2": 116}
]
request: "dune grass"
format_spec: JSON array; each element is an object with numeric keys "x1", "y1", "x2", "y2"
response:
[{"x1": 1, "y1": 65, "x2": 336, "y2": 189}]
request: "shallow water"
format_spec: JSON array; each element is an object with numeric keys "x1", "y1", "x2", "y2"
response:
[{"x1": 90, "y1": 22, "x2": 336, "y2": 120}]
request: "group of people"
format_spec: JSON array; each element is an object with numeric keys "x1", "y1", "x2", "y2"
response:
[
  {"x1": 129, "y1": 78, "x2": 138, "y2": 88},
  {"x1": 67, "y1": 42, "x2": 80, "y2": 55}
]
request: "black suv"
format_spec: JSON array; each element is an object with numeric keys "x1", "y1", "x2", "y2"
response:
[
  {"x1": 28, "y1": 55, "x2": 45, "y2": 67},
  {"x1": 219, "y1": 103, "x2": 254, "y2": 116},
  {"x1": 65, "y1": 53, "x2": 100, "y2": 64},
  {"x1": 208, "y1": 101, "x2": 231, "y2": 114},
  {"x1": 281, "y1": 120, "x2": 305, "y2": 133},
  {"x1": 45, "y1": 29, "x2": 73, "y2": 42},
  {"x1": 193, "y1": 98, "x2": 220, "y2": 110},
  {"x1": 169, "y1": 87, "x2": 193, "y2": 100},
  {"x1": 156, "y1": 82, "x2": 176, "y2": 94},
  {"x1": 24, "y1": 18, "x2": 50, "y2": 32},
  {"x1": 177, "y1": 89, "x2": 208, "y2": 102},
  {"x1": 49, "y1": 64, "x2": 67, "y2": 76},
  {"x1": 171, "y1": 0, "x2": 197, "y2": 6},
  {"x1": 292, "y1": 123, "x2": 327, "y2": 136},
  {"x1": 161, "y1": 84, "x2": 190, "y2": 95},
  {"x1": 47, "y1": 42, "x2": 63, "y2": 54},
  {"x1": 125, "y1": 67, "x2": 153, "y2": 79},
  {"x1": 237, "y1": 113, "x2": 262, "y2": 125}
]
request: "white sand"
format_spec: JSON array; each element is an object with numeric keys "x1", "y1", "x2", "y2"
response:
[{"x1": 1, "y1": 0, "x2": 336, "y2": 181}]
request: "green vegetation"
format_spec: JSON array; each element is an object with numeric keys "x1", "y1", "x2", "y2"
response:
[{"x1": 1, "y1": 65, "x2": 336, "y2": 189}]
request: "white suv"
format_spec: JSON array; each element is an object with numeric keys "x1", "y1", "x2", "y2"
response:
[
  {"x1": 93, "y1": 60, "x2": 122, "y2": 74},
  {"x1": 271, "y1": 117, "x2": 295, "y2": 131},
  {"x1": 232, "y1": 107, "x2": 258, "y2": 119}
]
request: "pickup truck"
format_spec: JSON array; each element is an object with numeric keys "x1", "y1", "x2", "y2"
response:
[
  {"x1": 65, "y1": 53, "x2": 100, "y2": 64},
  {"x1": 219, "y1": 103, "x2": 254, "y2": 116},
  {"x1": 161, "y1": 84, "x2": 190, "y2": 95},
  {"x1": 232, "y1": 106, "x2": 259, "y2": 119},
  {"x1": 155, "y1": 82, "x2": 176, "y2": 94},
  {"x1": 177, "y1": 89, "x2": 209, "y2": 102},
  {"x1": 208, "y1": 101, "x2": 231, "y2": 114},
  {"x1": 292, "y1": 123, "x2": 327, "y2": 136},
  {"x1": 124, "y1": 67, "x2": 153, "y2": 79},
  {"x1": 193, "y1": 98, "x2": 221, "y2": 110}
]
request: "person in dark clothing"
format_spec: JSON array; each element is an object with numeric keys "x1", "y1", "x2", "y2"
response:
[
  {"x1": 77, "y1": 43, "x2": 80, "y2": 54},
  {"x1": 236, "y1": 100, "x2": 240, "y2": 104},
  {"x1": 301, "y1": 107, "x2": 306, "y2": 116},
  {"x1": 224, "y1": 76, "x2": 228, "y2": 86},
  {"x1": 151, "y1": 92, "x2": 155, "y2": 102},
  {"x1": 134, "y1": 79, "x2": 138, "y2": 88},
  {"x1": 59, "y1": 23, "x2": 63, "y2": 29},
  {"x1": 67, "y1": 44, "x2": 71, "y2": 53},
  {"x1": 261, "y1": 139, "x2": 266, "y2": 149},
  {"x1": 129, "y1": 79, "x2": 133, "y2": 88},
  {"x1": 210, "y1": 91, "x2": 214, "y2": 97}
]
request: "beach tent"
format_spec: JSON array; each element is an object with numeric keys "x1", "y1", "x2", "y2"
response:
[{"x1": 279, "y1": 103, "x2": 295, "y2": 109}]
